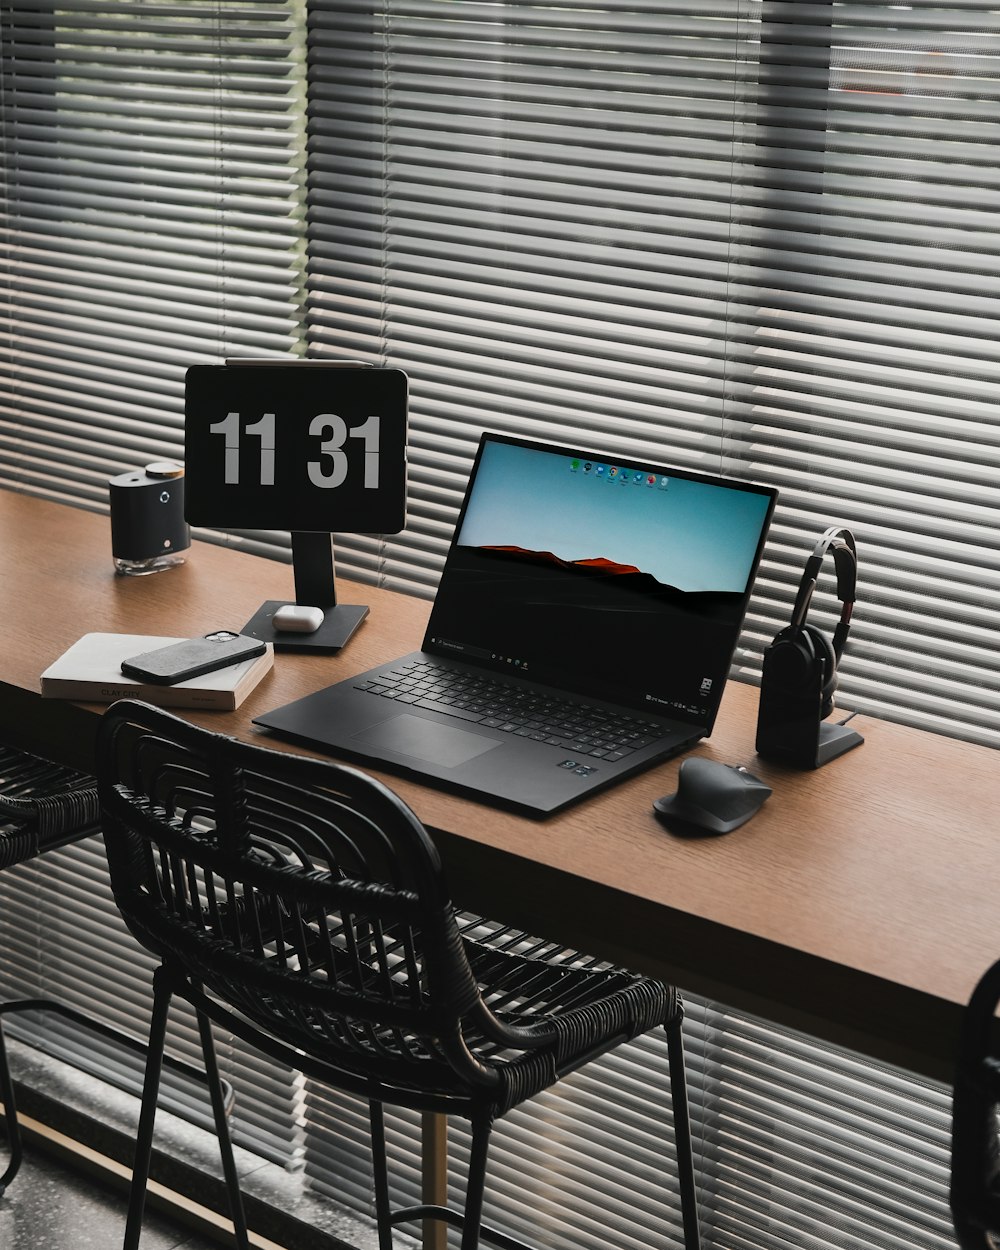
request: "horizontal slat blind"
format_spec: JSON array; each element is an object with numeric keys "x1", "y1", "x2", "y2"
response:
[
  {"x1": 0, "y1": 0, "x2": 305, "y2": 1168},
  {"x1": 684, "y1": 1000, "x2": 954, "y2": 1249},
  {"x1": 0, "y1": 6, "x2": 993, "y2": 1250},
  {"x1": 731, "y1": 0, "x2": 1000, "y2": 747},
  {"x1": 306, "y1": 0, "x2": 745, "y2": 598},
  {"x1": 307, "y1": 0, "x2": 1000, "y2": 748},
  {"x1": 0, "y1": 0, "x2": 304, "y2": 511},
  {"x1": 0, "y1": 835, "x2": 303, "y2": 1165}
]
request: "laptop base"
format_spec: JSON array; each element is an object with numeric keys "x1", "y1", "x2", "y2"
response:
[{"x1": 254, "y1": 651, "x2": 700, "y2": 816}]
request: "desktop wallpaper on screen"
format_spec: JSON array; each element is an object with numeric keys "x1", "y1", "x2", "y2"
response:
[
  {"x1": 457, "y1": 441, "x2": 767, "y2": 594},
  {"x1": 425, "y1": 440, "x2": 774, "y2": 722}
]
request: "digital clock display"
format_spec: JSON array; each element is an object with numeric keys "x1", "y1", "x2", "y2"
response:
[{"x1": 184, "y1": 364, "x2": 408, "y2": 533}]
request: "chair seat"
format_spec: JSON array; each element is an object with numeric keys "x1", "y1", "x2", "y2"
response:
[
  {"x1": 138, "y1": 895, "x2": 678, "y2": 1118},
  {"x1": 458, "y1": 914, "x2": 678, "y2": 1114},
  {"x1": 0, "y1": 745, "x2": 100, "y2": 866}
]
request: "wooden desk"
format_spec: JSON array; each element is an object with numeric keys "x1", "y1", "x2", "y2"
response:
[{"x1": 2, "y1": 489, "x2": 996, "y2": 1083}]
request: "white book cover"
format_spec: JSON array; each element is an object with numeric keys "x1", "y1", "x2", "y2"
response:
[{"x1": 40, "y1": 633, "x2": 274, "y2": 710}]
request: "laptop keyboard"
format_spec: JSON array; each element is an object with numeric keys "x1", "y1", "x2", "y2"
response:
[{"x1": 354, "y1": 659, "x2": 668, "y2": 762}]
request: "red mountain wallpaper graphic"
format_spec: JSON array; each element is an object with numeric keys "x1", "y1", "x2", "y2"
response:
[
  {"x1": 482, "y1": 545, "x2": 643, "y2": 577},
  {"x1": 459, "y1": 542, "x2": 744, "y2": 622}
]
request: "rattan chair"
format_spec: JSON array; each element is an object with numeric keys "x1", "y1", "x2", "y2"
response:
[
  {"x1": 97, "y1": 698, "x2": 702, "y2": 1250},
  {"x1": 0, "y1": 742, "x2": 101, "y2": 1194},
  {"x1": 952, "y1": 955, "x2": 1000, "y2": 1249}
]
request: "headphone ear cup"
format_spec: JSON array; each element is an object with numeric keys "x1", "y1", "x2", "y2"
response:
[
  {"x1": 802, "y1": 624, "x2": 838, "y2": 717},
  {"x1": 763, "y1": 625, "x2": 838, "y2": 717},
  {"x1": 763, "y1": 626, "x2": 815, "y2": 691}
]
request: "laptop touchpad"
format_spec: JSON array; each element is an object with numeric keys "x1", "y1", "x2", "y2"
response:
[{"x1": 353, "y1": 713, "x2": 501, "y2": 768}]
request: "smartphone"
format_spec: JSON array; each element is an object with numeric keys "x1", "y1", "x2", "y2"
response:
[{"x1": 120, "y1": 631, "x2": 267, "y2": 685}]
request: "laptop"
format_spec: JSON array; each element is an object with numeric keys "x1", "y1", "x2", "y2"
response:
[{"x1": 254, "y1": 434, "x2": 777, "y2": 816}]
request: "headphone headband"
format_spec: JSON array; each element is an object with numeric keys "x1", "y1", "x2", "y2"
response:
[{"x1": 790, "y1": 526, "x2": 857, "y2": 659}]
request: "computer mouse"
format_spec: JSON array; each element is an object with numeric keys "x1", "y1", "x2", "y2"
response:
[{"x1": 653, "y1": 758, "x2": 772, "y2": 836}]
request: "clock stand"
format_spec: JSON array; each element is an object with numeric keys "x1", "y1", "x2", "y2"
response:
[
  {"x1": 241, "y1": 531, "x2": 370, "y2": 654},
  {"x1": 183, "y1": 360, "x2": 407, "y2": 655}
]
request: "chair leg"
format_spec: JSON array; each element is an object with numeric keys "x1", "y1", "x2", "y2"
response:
[
  {"x1": 0, "y1": 1018, "x2": 22, "y2": 1196},
  {"x1": 665, "y1": 1015, "x2": 702, "y2": 1250},
  {"x1": 422, "y1": 1112, "x2": 449, "y2": 1250},
  {"x1": 124, "y1": 965, "x2": 173, "y2": 1250},
  {"x1": 196, "y1": 1008, "x2": 251, "y2": 1250},
  {"x1": 369, "y1": 1099, "x2": 395, "y2": 1250},
  {"x1": 460, "y1": 1111, "x2": 493, "y2": 1250}
]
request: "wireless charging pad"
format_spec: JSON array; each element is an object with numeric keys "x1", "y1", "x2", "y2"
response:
[{"x1": 242, "y1": 600, "x2": 368, "y2": 653}]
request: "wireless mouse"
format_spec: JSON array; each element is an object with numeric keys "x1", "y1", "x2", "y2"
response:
[{"x1": 653, "y1": 758, "x2": 772, "y2": 835}]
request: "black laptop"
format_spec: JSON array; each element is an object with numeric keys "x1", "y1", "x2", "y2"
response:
[{"x1": 254, "y1": 433, "x2": 777, "y2": 816}]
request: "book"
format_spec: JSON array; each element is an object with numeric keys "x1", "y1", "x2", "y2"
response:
[{"x1": 40, "y1": 633, "x2": 274, "y2": 711}]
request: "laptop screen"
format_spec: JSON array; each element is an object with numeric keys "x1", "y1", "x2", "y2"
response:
[{"x1": 424, "y1": 435, "x2": 776, "y2": 730}]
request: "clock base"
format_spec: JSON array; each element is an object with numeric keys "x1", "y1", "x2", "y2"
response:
[{"x1": 242, "y1": 600, "x2": 369, "y2": 653}]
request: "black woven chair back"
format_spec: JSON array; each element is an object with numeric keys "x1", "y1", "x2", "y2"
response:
[
  {"x1": 97, "y1": 700, "x2": 494, "y2": 1106},
  {"x1": 953, "y1": 955, "x2": 1000, "y2": 1249}
]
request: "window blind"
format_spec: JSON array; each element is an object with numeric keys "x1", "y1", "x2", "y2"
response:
[
  {"x1": 300, "y1": 3, "x2": 989, "y2": 1245},
  {"x1": 0, "y1": 0, "x2": 304, "y2": 512},
  {"x1": 306, "y1": 0, "x2": 750, "y2": 597},
  {"x1": 0, "y1": 4, "x2": 992, "y2": 1250},
  {"x1": 737, "y1": 0, "x2": 1000, "y2": 749},
  {"x1": 299, "y1": 995, "x2": 954, "y2": 1250},
  {"x1": 306, "y1": 0, "x2": 1000, "y2": 750},
  {"x1": 0, "y1": 835, "x2": 304, "y2": 1167},
  {"x1": 0, "y1": 0, "x2": 306, "y2": 1167}
]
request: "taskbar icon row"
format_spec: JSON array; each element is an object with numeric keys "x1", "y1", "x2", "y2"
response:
[{"x1": 569, "y1": 458, "x2": 669, "y2": 488}]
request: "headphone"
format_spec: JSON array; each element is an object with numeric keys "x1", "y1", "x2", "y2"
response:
[{"x1": 762, "y1": 526, "x2": 857, "y2": 719}]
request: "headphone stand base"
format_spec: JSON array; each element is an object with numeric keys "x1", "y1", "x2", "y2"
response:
[
  {"x1": 756, "y1": 691, "x2": 865, "y2": 770},
  {"x1": 815, "y1": 720, "x2": 864, "y2": 768}
]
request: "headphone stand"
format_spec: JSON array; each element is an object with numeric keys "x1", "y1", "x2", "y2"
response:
[
  {"x1": 755, "y1": 672, "x2": 864, "y2": 769},
  {"x1": 755, "y1": 524, "x2": 863, "y2": 770}
]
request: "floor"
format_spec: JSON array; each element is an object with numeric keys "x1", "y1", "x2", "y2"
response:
[
  {"x1": 0, "y1": 1036, "x2": 383, "y2": 1250},
  {"x1": 0, "y1": 1142, "x2": 224, "y2": 1250}
]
